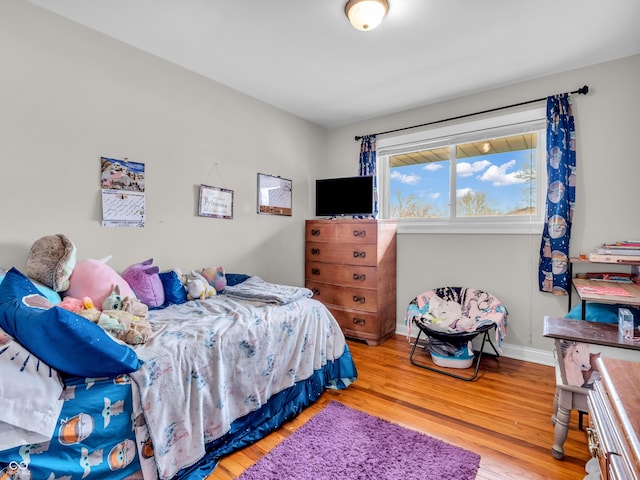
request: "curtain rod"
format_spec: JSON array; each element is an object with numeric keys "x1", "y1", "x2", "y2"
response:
[{"x1": 354, "y1": 85, "x2": 589, "y2": 141}]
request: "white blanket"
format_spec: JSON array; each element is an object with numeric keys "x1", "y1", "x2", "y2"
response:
[
  {"x1": 130, "y1": 294, "x2": 346, "y2": 480},
  {"x1": 0, "y1": 329, "x2": 64, "y2": 451},
  {"x1": 224, "y1": 276, "x2": 313, "y2": 304}
]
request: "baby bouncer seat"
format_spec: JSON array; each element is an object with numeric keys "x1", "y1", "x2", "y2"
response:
[{"x1": 406, "y1": 287, "x2": 508, "y2": 381}]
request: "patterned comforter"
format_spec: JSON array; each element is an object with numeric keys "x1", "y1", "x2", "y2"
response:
[{"x1": 131, "y1": 292, "x2": 350, "y2": 480}]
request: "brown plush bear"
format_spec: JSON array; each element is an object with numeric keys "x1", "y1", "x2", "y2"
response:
[{"x1": 102, "y1": 309, "x2": 152, "y2": 345}]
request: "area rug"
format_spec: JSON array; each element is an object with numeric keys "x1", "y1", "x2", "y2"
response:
[{"x1": 237, "y1": 400, "x2": 480, "y2": 480}]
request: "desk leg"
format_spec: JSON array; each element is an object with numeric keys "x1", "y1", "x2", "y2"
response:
[
  {"x1": 581, "y1": 299, "x2": 586, "y2": 320},
  {"x1": 551, "y1": 389, "x2": 572, "y2": 460}
]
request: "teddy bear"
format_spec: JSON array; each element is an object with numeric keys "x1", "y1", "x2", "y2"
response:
[
  {"x1": 102, "y1": 309, "x2": 152, "y2": 345},
  {"x1": 59, "y1": 296, "x2": 127, "y2": 337},
  {"x1": 102, "y1": 284, "x2": 149, "y2": 319},
  {"x1": 174, "y1": 268, "x2": 216, "y2": 300}
]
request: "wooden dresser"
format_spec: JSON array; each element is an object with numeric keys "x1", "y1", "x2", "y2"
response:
[
  {"x1": 304, "y1": 219, "x2": 397, "y2": 346},
  {"x1": 588, "y1": 356, "x2": 640, "y2": 480}
]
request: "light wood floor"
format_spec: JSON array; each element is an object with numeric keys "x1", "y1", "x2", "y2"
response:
[{"x1": 207, "y1": 335, "x2": 590, "y2": 480}]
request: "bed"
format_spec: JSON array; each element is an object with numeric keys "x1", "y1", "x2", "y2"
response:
[{"x1": 0, "y1": 268, "x2": 357, "y2": 480}]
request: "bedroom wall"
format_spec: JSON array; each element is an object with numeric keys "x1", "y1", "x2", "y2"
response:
[
  {"x1": 0, "y1": 0, "x2": 325, "y2": 286},
  {"x1": 325, "y1": 54, "x2": 640, "y2": 363}
]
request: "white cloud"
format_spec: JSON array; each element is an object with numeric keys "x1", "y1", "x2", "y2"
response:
[
  {"x1": 428, "y1": 192, "x2": 440, "y2": 199},
  {"x1": 390, "y1": 170, "x2": 420, "y2": 185},
  {"x1": 457, "y1": 160, "x2": 491, "y2": 177},
  {"x1": 456, "y1": 187, "x2": 473, "y2": 198},
  {"x1": 423, "y1": 163, "x2": 443, "y2": 172},
  {"x1": 478, "y1": 160, "x2": 526, "y2": 186}
]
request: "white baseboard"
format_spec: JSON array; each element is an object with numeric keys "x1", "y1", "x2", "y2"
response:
[{"x1": 398, "y1": 327, "x2": 556, "y2": 367}]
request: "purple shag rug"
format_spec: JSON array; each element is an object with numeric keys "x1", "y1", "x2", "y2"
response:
[{"x1": 237, "y1": 401, "x2": 480, "y2": 480}]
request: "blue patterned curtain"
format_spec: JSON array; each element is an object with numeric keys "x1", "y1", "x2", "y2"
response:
[
  {"x1": 538, "y1": 94, "x2": 576, "y2": 294},
  {"x1": 359, "y1": 135, "x2": 378, "y2": 218}
]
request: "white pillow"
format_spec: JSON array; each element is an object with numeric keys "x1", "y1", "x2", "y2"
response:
[{"x1": 0, "y1": 327, "x2": 64, "y2": 450}]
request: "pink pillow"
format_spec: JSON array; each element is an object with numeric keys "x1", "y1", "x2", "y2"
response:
[
  {"x1": 122, "y1": 258, "x2": 165, "y2": 308},
  {"x1": 65, "y1": 257, "x2": 135, "y2": 308}
]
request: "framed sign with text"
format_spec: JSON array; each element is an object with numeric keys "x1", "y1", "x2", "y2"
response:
[{"x1": 198, "y1": 184, "x2": 233, "y2": 219}]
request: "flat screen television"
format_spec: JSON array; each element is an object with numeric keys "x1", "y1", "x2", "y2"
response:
[{"x1": 315, "y1": 176, "x2": 374, "y2": 217}]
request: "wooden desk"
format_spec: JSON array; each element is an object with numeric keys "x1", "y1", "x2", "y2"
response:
[
  {"x1": 543, "y1": 316, "x2": 640, "y2": 351},
  {"x1": 569, "y1": 257, "x2": 640, "y2": 316},
  {"x1": 543, "y1": 316, "x2": 640, "y2": 460}
]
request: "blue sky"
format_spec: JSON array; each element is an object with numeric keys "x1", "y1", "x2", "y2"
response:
[{"x1": 389, "y1": 149, "x2": 536, "y2": 215}]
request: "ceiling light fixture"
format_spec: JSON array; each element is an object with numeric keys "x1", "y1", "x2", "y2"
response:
[{"x1": 345, "y1": 0, "x2": 389, "y2": 31}]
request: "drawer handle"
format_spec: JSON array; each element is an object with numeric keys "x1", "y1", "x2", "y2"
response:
[
  {"x1": 311, "y1": 248, "x2": 320, "y2": 255},
  {"x1": 311, "y1": 229, "x2": 320, "y2": 236},
  {"x1": 353, "y1": 251, "x2": 366, "y2": 258},
  {"x1": 353, "y1": 230, "x2": 366, "y2": 237},
  {"x1": 312, "y1": 288, "x2": 321, "y2": 296},
  {"x1": 353, "y1": 273, "x2": 366, "y2": 281},
  {"x1": 586, "y1": 427, "x2": 599, "y2": 458},
  {"x1": 311, "y1": 268, "x2": 320, "y2": 275},
  {"x1": 352, "y1": 317, "x2": 366, "y2": 325},
  {"x1": 352, "y1": 295, "x2": 366, "y2": 304}
]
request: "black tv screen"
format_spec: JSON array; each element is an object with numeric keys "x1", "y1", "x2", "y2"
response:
[{"x1": 315, "y1": 176, "x2": 374, "y2": 217}]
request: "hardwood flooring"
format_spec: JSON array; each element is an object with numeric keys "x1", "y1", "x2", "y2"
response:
[{"x1": 207, "y1": 335, "x2": 591, "y2": 479}]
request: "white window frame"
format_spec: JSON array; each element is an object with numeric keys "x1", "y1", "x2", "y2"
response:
[{"x1": 377, "y1": 107, "x2": 547, "y2": 235}]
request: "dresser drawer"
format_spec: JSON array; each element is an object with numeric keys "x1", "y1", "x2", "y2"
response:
[
  {"x1": 306, "y1": 241, "x2": 377, "y2": 266},
  {"x1": 305, "y1": 261, "x2": 377, "y2": 289},
  {"x1": 306, "y1": 280, "x2": 377, "y2": 313},
  {"x1": 306, "y1": 221, "x2": 377, "y2": 245},
  {"x1": 327, "y1": 306, "x2": 378, "y2": 335}
]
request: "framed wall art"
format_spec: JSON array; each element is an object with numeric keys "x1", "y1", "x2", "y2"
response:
[
  {"x1": 198, "y1": 184, "x2": 233, "y2": 219},
  {"x1": 257, "y1": 173, "x2": 292, "y2": 216}
]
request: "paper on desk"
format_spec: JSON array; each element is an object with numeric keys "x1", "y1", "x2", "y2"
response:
[{"x1": 575, "y1": 284, "x2": 633, "y2": 297}]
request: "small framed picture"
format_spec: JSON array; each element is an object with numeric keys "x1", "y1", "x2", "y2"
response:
[
  {"x1": 198, "y1": 185, "x2": 233, "y2": 219},
  {"x1": 257, "y1": 173, "x2": 292, "y2": 216}
]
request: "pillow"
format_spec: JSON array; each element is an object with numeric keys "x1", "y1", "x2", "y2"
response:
[
  {"x1": 65, "y1": 257, "x2": 136, "y2": 308},
  {"x1": 0, "y1": 270, "x2": 61, "y2": 305},
  {"x1": 122, "y1": 258, "x2": 165, "y2": 308},
  {"x1": 0, "y1": 327, "x2": 64, "y2": 450},
  {"x1": 25, "y1": 233, "x2": 77, "y2": 292},
  {"x1": 0, "y1": 268, "x2": 142, "y2": 377},
  {"x1": 226, "y1": 273, "x2": 250, "y2": 287},
  {"x1": 565, "y1": 303, "x2": 624, "y2": 324},
  {"x1": 158, "y1": 270, "x2": 187, "y2": 307}
]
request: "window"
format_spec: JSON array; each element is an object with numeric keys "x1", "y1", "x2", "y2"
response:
[{"x1": 377, "y1": 107, "x2": 547, "y2": 234}]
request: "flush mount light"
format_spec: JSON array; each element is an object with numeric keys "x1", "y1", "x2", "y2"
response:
[{"x1": 345, "y1": 0, "x2": 389, "y2": 31}]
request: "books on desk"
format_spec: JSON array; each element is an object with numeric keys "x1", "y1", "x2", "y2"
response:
[
  {"x1": 595, "y1": 242, "x2": 640, "y2": 256},
  {"x1": 576, "y1": 272, "x2": 633, "y2": 283},
  {"x1": 588, "y1": 251, "x2": 640, "y2": 263}
]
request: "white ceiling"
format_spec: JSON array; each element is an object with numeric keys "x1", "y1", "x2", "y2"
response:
[{"x1": 28, "y1": 0, "x2": 640, "y2": 128}]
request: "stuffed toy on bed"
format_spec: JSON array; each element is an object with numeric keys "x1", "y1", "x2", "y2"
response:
[
  {"x1": 65, "y1": 256, "x2": 136, "y2": 308},
  {"x1": 122, "y1": 258, "x2": 165, "y2": 308},
  {"x1": 102, "y1": 284, "x2": 149, "y2": 319},
  {"x1": 201, "y1": 266, "x2": 227, "y2": 293},
  {"x1": 26, "y1": 234, "x2": 77, "y2": 292}
]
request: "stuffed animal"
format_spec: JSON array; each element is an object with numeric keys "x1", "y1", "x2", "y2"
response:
[
  {"x1": 65, "y1": 256, "x2": 136, "y2": 308},
  {"x1": 121, "y1": 296, "x2": 149, "y2": 319},
  {"x1": 122, "y1": 258, "x2": 165, "y2": 308},
  {"x1": 62, "y1": 296, "x2": 127, "y2": 337},
  {"x1": 26, "y1": 234, "x2": 77, "y2": 292},
  {"x1": 201, "y1": 266, "x2": 227, "y2": 293},
  {"x1": 102, "y1": 309, "x2": 152, "y2": 345},
  {"x1": 102, "y1": 285, "x2": 149, "y2": 319},
  {"x1": 185, "y1": 270, "x2": 216, "y2": 300}
]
